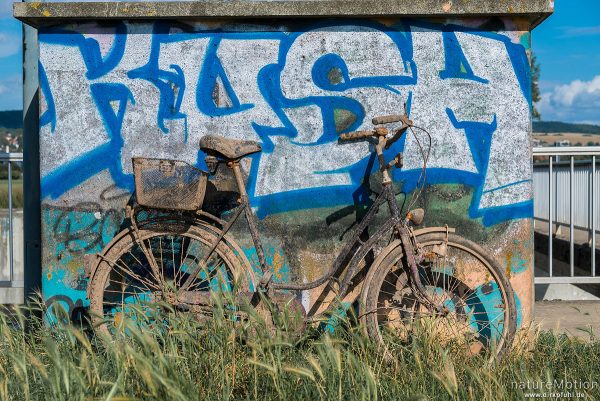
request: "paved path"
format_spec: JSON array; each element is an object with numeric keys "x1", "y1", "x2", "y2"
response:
[
  {"x1": 534, "y1": 300, "x2": 600, "y2": 339},
  {"x1": 534, "y1": 220, "x2": 599, "y2": 249}
]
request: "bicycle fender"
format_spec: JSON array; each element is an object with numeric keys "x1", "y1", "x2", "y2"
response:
[
  {"x1": 84, "y1": 253, "x2": 99, "y2": 299},
  {"x1": 357, "y1": 225, "x2": 456, "y2": 327},
  {"x1": 84, "y1": 214, "x2": 257, "y2": 299}
]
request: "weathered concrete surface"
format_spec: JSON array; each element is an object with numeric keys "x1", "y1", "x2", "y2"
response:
[
  {"x1": 535, "y1": 301, "x2": 600, "y2": 339},
  {"x1": 14, "y1": 1, "x2": 553, "y2": 28},
  {"x1": 0, "y1": 288, "x2": 24, "y2": 304}
]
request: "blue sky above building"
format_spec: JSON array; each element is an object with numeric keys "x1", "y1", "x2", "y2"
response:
[
  {"x1": 0, "y1": 1, "x2": 22, "y2": 110},
  {"x1": 535, "y1": 0, "x2": 600, "y2": 124},
  {"x1": 0, "y1": 1, "x2": 599, "y2": 123}
]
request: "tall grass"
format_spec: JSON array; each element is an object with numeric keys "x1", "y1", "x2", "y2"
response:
[
  {"x1": 0, "y1": 179, "x2": 23, "y2": 209},
  {"x1": 0, "y1": 297, "x2": 599, "y2": 401}
]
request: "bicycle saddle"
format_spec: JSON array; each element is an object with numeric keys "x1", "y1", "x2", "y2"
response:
[{"x1": 199, "y1": 135, "x2": 262, "y2": 160}]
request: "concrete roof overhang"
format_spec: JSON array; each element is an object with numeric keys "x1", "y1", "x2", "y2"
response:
[{"x1": 14, "y1": 1, "x2": 553, "y2": 29}]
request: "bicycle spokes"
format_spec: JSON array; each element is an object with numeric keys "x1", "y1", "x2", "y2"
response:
[
  {"x1": 376, "y1": 243, "x2": 510, "y2": 355},
  {"x1": 100, "y1": 232, "x2": 236, "y2": 328}
]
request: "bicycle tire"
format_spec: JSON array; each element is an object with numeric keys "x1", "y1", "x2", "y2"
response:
[
  {"x1": 361, "y1": 232, "x2": 517, "y2": 361},
  {"x1": 88, "y1": 221, "x2": 255, "y2": 338}
]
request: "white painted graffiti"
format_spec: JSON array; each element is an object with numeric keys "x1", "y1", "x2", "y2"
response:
[{"x1": 38, "y1": 21, "x2": 533, "y2": 224}]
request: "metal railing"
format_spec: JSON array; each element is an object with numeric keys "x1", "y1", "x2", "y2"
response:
[
  {"x1": 0, "y1": 152, "x2": 24, "y2": 288},
  {"x1": 532, "y1": 146, "x2": 600, "y2": 284}
]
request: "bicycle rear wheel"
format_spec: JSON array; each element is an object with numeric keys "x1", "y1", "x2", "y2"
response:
[
  {"x1": 361, "y1": 232, "x2": 516, "y2": 361},
  {"x1": 88, "y1": 221, "x2": 254, "y2": 337}
]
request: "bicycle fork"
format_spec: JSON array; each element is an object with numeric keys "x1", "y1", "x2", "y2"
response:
[
  {"x1": 375, "y1": 132, "x2": 446, "y2": 316},
  {"x1": 380, "y1": 183, "x2": 446, "y2": 315}
]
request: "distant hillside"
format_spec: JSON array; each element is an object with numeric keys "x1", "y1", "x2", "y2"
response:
[
  {"x1": 0, "y1": 110, "x2": 22, "y2": 129},
  {"x1": 533, "y1": 121, "x2": 600, "y2": 134}
]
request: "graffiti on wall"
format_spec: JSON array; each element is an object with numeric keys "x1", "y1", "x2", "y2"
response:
[
  {"x1": 39, "y1": 20, "x2": 532, "y2": 224},
  {"x1": 38, "y1": 20, "x2": 533, "y2": 316}
]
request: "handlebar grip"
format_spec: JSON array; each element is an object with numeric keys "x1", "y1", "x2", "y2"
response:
[
  {"x1": 339, "y1": 130, "x2": 373, "y2": 141},
  {"x1": 372, "y1": 114, "x2": 403, "y2": 125}
]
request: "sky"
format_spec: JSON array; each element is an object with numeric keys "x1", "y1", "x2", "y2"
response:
[
  {"x1": 535, "y1": 0, "x2": 600, "y2": 124},
  {"x1": 0, "y1": 1, "x2": 22, "y2": 110},
  {"x1": 0, "y1": 1, "x2": 599, "y2": 124}
]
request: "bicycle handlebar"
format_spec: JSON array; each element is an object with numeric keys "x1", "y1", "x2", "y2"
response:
[
  {"x1": 372, "y1": 114, "x2": 403, "y2": 125},
  {"x1": 339, "y1": 130, "x2": 373, "y2": 141}
]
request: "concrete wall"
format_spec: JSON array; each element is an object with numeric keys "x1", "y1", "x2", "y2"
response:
[{"x1": 37, "y1": 18, "x2": 534, "y2": 324}]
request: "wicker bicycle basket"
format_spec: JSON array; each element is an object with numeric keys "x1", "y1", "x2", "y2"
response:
[{"x1": 132, "y1": 158, "x2": 208, "y2": 211}]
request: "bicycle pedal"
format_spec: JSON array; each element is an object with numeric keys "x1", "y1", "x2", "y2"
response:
[{"x1": 175, "y1": 303, "x2": 191, "y2": 312}]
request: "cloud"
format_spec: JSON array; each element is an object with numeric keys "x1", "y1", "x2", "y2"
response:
[
  {"x1": 0, "y1": 74, "x2": 21, "y2": 110},
  {"x1": 538, "y1": 75, "x2": 600, "y2": 125},
  {"x1": 0, "y1": 32, "x2": 20, "y2": 58},
  {"x1": 560, "y1": 25, "x2": 600, "y2": 38},
  {"x1": 0, "y1": 2, "x2": 12, "y2": 15},
  {"x1": 0, "y1": 74, "x2": 18, "y2": 93}
]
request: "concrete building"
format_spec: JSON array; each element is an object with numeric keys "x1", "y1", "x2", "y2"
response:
[{"x1": 15, "y1": 1, "x2": 552, "y2": 327}]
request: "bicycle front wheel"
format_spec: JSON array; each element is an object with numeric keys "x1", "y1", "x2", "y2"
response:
[{"x1": 361, "y1": 232, "x2": 517, "y2": 361}]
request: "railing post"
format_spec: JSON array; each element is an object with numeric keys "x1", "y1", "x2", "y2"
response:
[
  {"x1": 548, "y1": 155, "x2": 553, "y2": 277},
  {"x1": 533, "y1": 146, "x2": 600, "y2": 286},
  {"x1": 593, "y1": 155, "x2": 597, "y2": 277},
  {"x1": 570, "y1": 156, "x2": 575, "y2": 277},
  {"x1": 8, "y1": 161, "x2": 13, "y2": 284}
]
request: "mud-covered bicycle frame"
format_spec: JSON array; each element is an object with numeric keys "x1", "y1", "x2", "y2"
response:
[
  {"x1": 119, "y1": 110, "x2": 447, "y2": 315},
  {"x1": 84, "y1": 107, "x2": 518, "y2": 361}
]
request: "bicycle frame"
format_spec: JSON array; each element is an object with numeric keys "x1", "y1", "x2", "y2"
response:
[
  {"x1": 174, "y1": 130, "x2": 429, "y2": 308},
  {"x1": 121, "y1": 116, "x2": 438, "y2": 315},
  {"x1": 86, "y1": 111, "x2": 517, "y2": 359}
]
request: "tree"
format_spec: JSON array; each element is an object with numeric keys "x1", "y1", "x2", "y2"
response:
[{"x1": 531, "y1": 51, "x2": 541, "y2": 120}]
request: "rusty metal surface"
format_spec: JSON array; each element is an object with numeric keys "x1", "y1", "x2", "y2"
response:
[{"x1": 133, "y1": 157, "x2": 208, "y2": 211}]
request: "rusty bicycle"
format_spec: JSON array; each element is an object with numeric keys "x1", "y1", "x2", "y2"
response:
[{"x1": 85, "y1": 110, "x2": 516, "y2": 360}]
